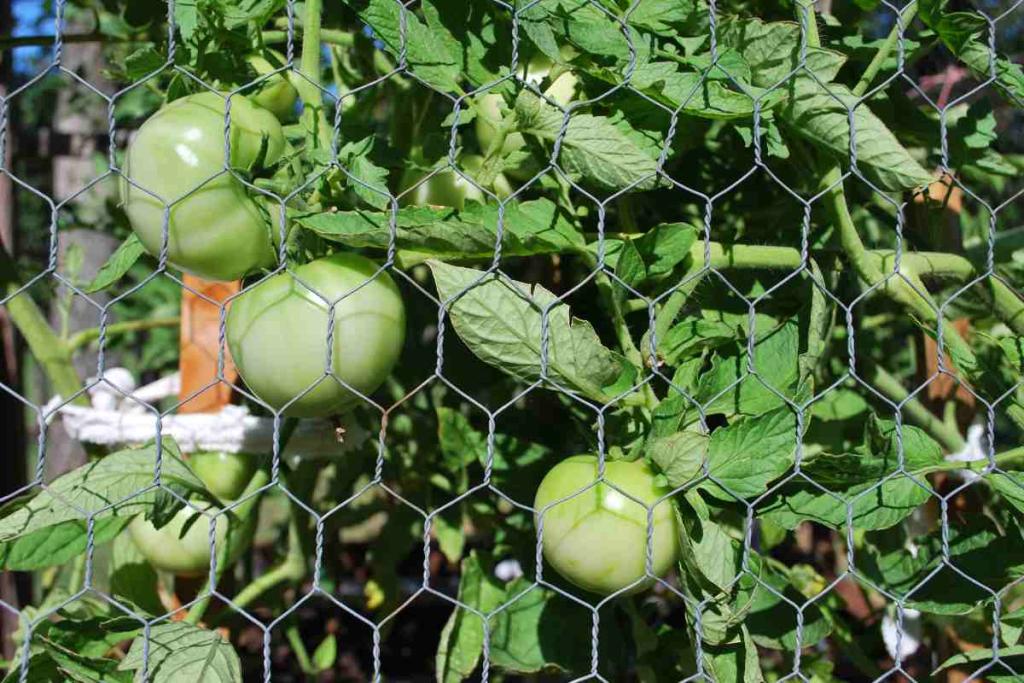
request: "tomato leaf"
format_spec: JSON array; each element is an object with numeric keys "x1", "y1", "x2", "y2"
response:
[
  {"x1": 82, "y1": 234, "x2": 146, "y2": 294},
  {"x1": 515, "y1": 91, "x2": 662, "y2": 191},
  {"x1": 435, "y1": 553, "x2": 507, "y2": 682},
  {"x1": 759, "y1": 417, "x2": 943, "y2": 530},
  {"x1": 119, "y1": 621, "x2": 242, "y2": 682},
  {"x1": 297, "y1": 199, "x2": 583, "y2": 264},
  {"x1": 0, "y1": 439, "x2": 204, "y2": 570},
  {"x1": 345, "y1": 0, "x2": 460, "y2": 92},
  {"x1": 701, "y1": 407, "x2": 799, "y2": 502},
  {"x1": 697, "y1": 321, "x2": 802, "y2": 418},
  {"x1": 428, "y1": 261, "x2": 621, "y2": 401}
]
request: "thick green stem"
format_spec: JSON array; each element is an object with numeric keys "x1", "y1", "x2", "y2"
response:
[
  {"x1": 866, "y1": 364, "x2": 966, "y2": 453},
  {"x1": 3, "y1": 287, "x2": 86, "y2": 405},
  {"x1": 184, "y1": 468, "x2": 272, "y2": 625},
  {"x1": 1, "y1": 246, "x2": 86, "y2": 405},
  {"x1": 67, "y1": 317, "x2": 180, "y2": 352},
  {"x1": 285, "y1": 624, "x2": 316, "y2": 676},
  {"x1": 213, "y1": 459, "x2": 316, "y2": 623},
  {"x1": 293, "y1": 0, "x2": 332, "y2": 151},
  {"x1": 852, "y1": 1, "x2": 919, "y2": 97}
]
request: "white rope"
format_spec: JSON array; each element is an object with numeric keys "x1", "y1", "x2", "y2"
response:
[{"x1": 43, "y1": 368, "x2": 361, "y2": 463}]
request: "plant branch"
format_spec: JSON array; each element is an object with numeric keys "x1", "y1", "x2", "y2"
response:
[
  {"x1": 294, "y1": 0, "x2": 332, "y2": 151},
  {"x1": 865, "y1": 363, "x2": 966, "y2": 453},
  {"x1": 852, "y1": 1, "x2": 919, "y2": 97},
  {"x1": 184, "y1": 468, "x2": 272, "y2": 625},
  {"x1": 67, "y1": 317, "x2": 180, "y2": 352}
]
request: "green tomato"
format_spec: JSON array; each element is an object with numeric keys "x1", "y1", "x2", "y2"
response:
[
  {"x1": 474, "y1": 53, "x2": 578, "y2": 173},
  {"x1": 247, "y1": 51, "x2": 298, "y2": 121},
  {"x1": 533, "y1": 455, "x2": 680, "y2": 596},
  {"x1": 121, "y1": 92, "x2": 286, "y2": 281},
  {"x1": 129, "y1": 503, "x2": 252, "y2": 577},
  {"x1": 226, "y1": 252, "x2": 406, "y2": 417},
  {"x1": 189, "y1": 451, "x2": 258, "y2": 501},
  {"x1": 399, "y1": 155, "x2": 511, "y2": 209}
]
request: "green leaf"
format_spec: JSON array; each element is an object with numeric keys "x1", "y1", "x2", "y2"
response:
[
  {"x1": 935, "y1": 645, "x2": 1024, "y2": 681},
  {"x1": 338, "y1": 138, "x2": 390, "y2": 210},
  {"x1": 782, "y1": 77, "x2": 933, "y2": 191},
  {"x1": 312, "y1": 634, "x2": 337, "y2": 673},
  {"x1": 119, "y1": 621, "x2": 242, "y2": 682},
  {"x1": 488, "y1": 579, "x2": 627, "y2": 675},
  {"x1": 82, "y1": 234, "x2": 146, "y2": 294},
  {"x1": 0, "y1": 440, "x2": 204, "y2": 570},
  {"x1": 702, "y1": 407, "x2": 798, "y2": 502},
  {"x1": 647, "y1": 430, "x2": 708, "y2": 489},
  {"x1": 625, "y1": 62, "x2": 782, "y2": 120},
  {"x1": 990, "y1": 471, "x2": 1024, "y2": 515},
  {"x1": 627, "y1": 0, "x2": 701, "y2": 36},
  {"x1": 863, "y1": 518, "x2": 1024, "y2": 615},
  {"x1": 616, "y1": 222, "x2": 699, "y2": 290},
  {"x1": 920, "y1": 9, "x2": 1024, "y2": 104},
  {"x1": 428, "y1": 261, "x2": 620, "y2": 400},
  {"x1": 697, "y1": 321, "x2": 801, "y2": 418},
  {"x1": 760, "y1": 417, "x2": 943, "y2": 530},
  {"x1": 435, "y1": 553, "x2": 507, "y2": 682},
  {"x1": 699, "y1": 626, "x2": 765, "y2": 683},
  {"x1": 346, "y1": 0, "x2": 460, "y2": 92},
  {"x1": 745, "y1": 562, "x2": 833, "y2": 650},
  {"x1": 174, "y1": 1, "x2": 199, "y2": 42},
  {"x1": 297, "y1": 199, "x2": 583, "y2": 264},
  {"x1": 678, "y1": 504, "x2": 738, "y2": 593},
  {"x1": 656, "y1": 316, "x2": 736, "y2": 366},
  {"x1": 124, "y1": 47, "x2": 166, "y2": 81},
  {"x1": 720, "y1": 18, "x2": 846, "y2": 86},
  {"x1": 433, "y1": 512, "x2": 466, "y2": 565},
  {"x1": 109, "y1": 533, "x2": 162, "y2": 616},
  {"x1": 515, "y1": 92, "x2": 661, "y2": 191}
]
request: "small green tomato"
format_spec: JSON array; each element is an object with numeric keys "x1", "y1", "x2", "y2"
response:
[
  {"x1": 247, "y1": 50, "x2": 298, "y2": 121},
  {"x1": 399, "y1": 155, "x2": 511, "y2": 209},
  {"x1": 226, "y1": 252, "x2": 406, "y2": 417},
  {"x1": 129, "y1": 503, "x2": 251, "y2": 577},
  {"x1": 189, "y1": 451, "x2": 258, "y2": 501},
  {"x1": 533, "y1": 455, "x2": 679, "y2": 596}
]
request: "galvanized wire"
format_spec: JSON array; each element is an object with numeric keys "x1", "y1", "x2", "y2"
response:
[{"x1": 0, "y1": 0, "x2": 1021, "y2": 681}]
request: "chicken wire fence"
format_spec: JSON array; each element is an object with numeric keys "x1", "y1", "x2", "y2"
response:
[{"x1": 0, "y1": 0, "x2": 1023, "y2": 681}]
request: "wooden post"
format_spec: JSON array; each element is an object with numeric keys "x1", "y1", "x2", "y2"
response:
[{"x1": 178, "y1": 275, "x2": 239, "y2": 414}]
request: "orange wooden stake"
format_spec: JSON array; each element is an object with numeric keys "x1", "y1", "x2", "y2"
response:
[{"x1": 179, "y1": 274, "x2": 240, "y2": 413}]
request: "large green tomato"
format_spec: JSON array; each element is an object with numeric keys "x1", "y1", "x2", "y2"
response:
[
  {"x1": 121, "y1": 92, "x2": 286, "y2": 281},
  {"x1": 400, "y1": 155, "x2": 511, "y2": 209},
  {"x1": 226, "y1": 252, "x2": 406, "y2": 417},
  {"x1": 189, "y1": 451, "x2": 258, "y2": 501},
  {"x1": 247, "y1": 51, "x2": 298, "y2": 121},
  {"x1": 533, "y1": 456, "x2": 680, "y2": 596},
  {"x1": 129, "y1": 503, "x2": 252, "y2": 577}
]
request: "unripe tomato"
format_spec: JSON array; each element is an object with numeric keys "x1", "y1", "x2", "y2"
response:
[
  {"x1": 533, "y1": 456, "x2": 679, "y2": 596},
  {"x1": 400, "y1": 155, "x2": 511, "y2": 209},
  {"x1": 121, "y1": 92, "x2": 286, "y2": 281},
  {"x1": 129, "y1": 503, "x2": 252, "y2": 577},
  {"x1": 189, "y1": 451, "x2": 258, "y2": 501},
  {"x1": 226, "y1": 252, "x2": 406, "y2": 417},
  {"x1": 474, "y1": 52, "x2": 578, "y2": 178},
  {"x1": 247, "y1": 51, "x2": 298, "y2": 121}
]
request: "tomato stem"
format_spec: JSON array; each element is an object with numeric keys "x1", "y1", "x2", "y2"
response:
[{"x1": 852, "y1": 1, "x2": 919, "y2": 97}]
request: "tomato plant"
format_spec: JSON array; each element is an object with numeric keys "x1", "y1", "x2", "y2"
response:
[
  {"x1": 534, "y1": 455, "x2": 679, "y2": 595},
  {"x1": 226, "y1": 252, "x2": 406, "y2": 417},
  {"x1": 120, "y1": 91, "x2": 286, "y2": 281},
  {"x1": 2, "y1": 0, "x2": 1023, "y2": 680}
]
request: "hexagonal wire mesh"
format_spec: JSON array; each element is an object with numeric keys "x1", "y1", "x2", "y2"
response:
[{"x1": 0, "y1": 0, "x2": 1022, "y2": 680}]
